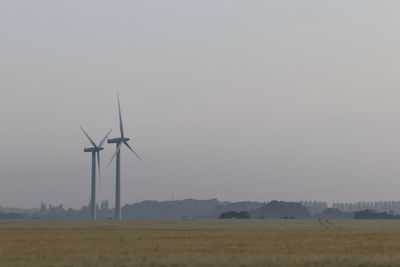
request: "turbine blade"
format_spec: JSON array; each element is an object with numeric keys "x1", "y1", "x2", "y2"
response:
[
  {"x1": 97, "y1": 151, "x2": 102, "y2": 192},
  {"x1": 108, "y1": 142, "x2": 122, "y2": 167},
  {"x1": 98, "y1": 129, "x2": 112, "y2": 148},
  {"x1": 124, "y1": 141, "x2": 143, "y2": 162},
  {"x1": 117, "y1": 93, "x2": 124, "y2": 138},
  {"x1": 79, "y1": 126, "x2": 97, "y2": 148}
]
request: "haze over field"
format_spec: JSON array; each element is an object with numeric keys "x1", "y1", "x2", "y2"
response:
[{"x1": 1, "y1": 1, "x2": 400, "y2": 208}]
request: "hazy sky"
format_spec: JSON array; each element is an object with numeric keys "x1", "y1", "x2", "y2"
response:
[{"x1": 2, "y1": 1, "x2": 400, "y2": 208}]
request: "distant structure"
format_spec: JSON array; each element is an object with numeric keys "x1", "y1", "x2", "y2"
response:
[
  {"x1": 108, "y1": 93, "x2": 142, "y2": 219},
  {"x1": 80, "y1": 126, "x2": 112, "y2": 219}
]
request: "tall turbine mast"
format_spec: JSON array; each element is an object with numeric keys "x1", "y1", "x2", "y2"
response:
[
  {"x1": 108, "y1": 93, "x2": 142, "y2": 219},
  {"x1": 80, "y1": 127, "x2": 112, "y2": 220}
]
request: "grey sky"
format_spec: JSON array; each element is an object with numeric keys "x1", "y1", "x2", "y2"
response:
[{"x1": 1, "y1": 1, "x2": 400, "y2": 208}]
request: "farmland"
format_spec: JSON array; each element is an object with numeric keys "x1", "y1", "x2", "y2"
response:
[{"x1": 1, "y1": 219, "x2": 400, "y2": 266}]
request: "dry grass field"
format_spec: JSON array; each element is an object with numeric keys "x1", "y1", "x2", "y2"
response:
[{"x1": 2, "y1": 219, "x2": 400, "y2": 266}]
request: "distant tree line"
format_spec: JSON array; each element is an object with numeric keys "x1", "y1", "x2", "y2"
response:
[
  {"x1": 331, "y1": 201, "x2": 400, "y2": 214},
  {"x1": 4, "y1": 199, "x2": 400, "y2": 220},
  {"x1": 252, "y1": 200, "x2": 311, "y2": 219},
  {"x1": 302, "y1": 201, "x2": 400, "y2": 217},
  {"x1": 314, "y1": 208, "x2": 353, "y2": 219},
  {"x1": 300, "y1": 201, "x2": 328, "y2": 215},
  {"x1": 0, "y1": 212, "x2": 23, "y2": 219},
  {"x1": 219, "y1": 211, "x2": 251, "y2": 219},
  {"x1": 354, "y1": 209, "x2": 400, "y2": 219},
  {"x1": 32, "y1": 200, "x2": 113, "y2": 219}
]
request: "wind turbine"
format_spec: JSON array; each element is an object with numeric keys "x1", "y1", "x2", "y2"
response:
[
  {"x1": 80, "y1": 126, "x2": 112, "y2": 220},
  {"x1": 108, "y1": 93, "x2": 142, "y2": 219}
]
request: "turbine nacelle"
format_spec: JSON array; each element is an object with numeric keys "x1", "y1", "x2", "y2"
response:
[
  {"x1": 107, "y1": 137, "x2": 130, "y2": 144},
  {"x1": 84, "y1": 147, "x2": 105, "y2": 153}
]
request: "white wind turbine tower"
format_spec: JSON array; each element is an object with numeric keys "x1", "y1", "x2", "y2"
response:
[
  {"x1": 108, "y1": 93, "x2": 142, "y2": 219},
  {"x1": 80, "y1": 127, "x2": 112, "y2": 220}
]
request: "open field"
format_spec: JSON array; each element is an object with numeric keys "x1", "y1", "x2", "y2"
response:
[{"x1": 2, "y1": 219, "x2": 400, "y2": 266}]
